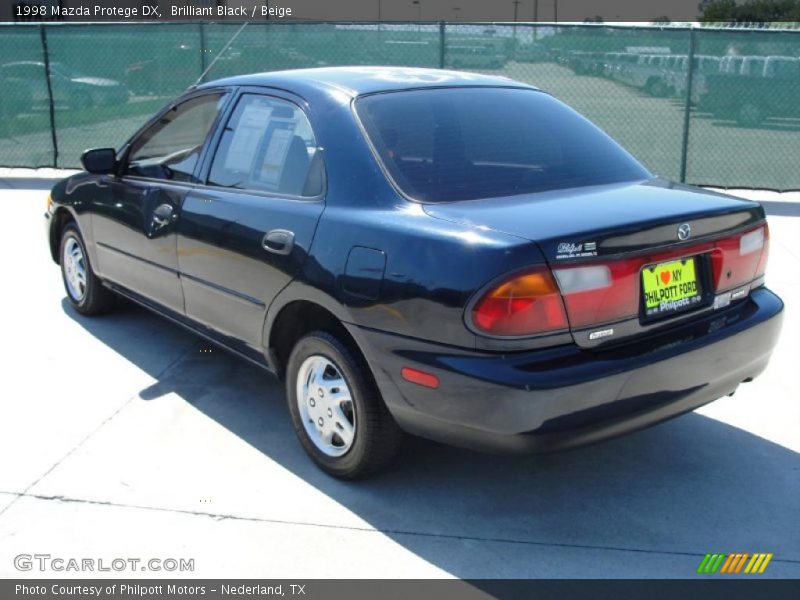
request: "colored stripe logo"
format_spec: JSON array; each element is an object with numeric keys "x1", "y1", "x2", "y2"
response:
[{"x1": 697, "y1": 553, "x2": 773, "y2": 574}]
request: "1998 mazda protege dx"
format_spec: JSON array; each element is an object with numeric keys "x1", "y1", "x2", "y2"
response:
[{"x1": 45, "y1": 67, "x2": 783, "y2": 478}]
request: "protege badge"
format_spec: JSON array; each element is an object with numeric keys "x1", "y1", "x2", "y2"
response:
[{"x1": 589, "y1": 328, "x2": 614, "y2": 340}]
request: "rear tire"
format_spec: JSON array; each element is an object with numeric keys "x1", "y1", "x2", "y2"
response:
[
  {"x1": 59, "y1": 224, "x2": 115, "y2": 316},
  {"x1": 286, "y1": 331, "x2": 403, "y2": 479}
]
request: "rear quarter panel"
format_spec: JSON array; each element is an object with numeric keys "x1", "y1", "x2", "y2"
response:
[{"x1": 277, "y1": 203, "x2": 557, "y2": 350}]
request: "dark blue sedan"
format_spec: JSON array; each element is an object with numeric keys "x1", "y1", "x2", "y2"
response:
[{"x1": 45, "y1": 67, "x2": 783, "y2": 478}]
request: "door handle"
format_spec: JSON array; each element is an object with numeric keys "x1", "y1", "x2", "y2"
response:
[
  {"x1": 262, "y1": 229, "x2": 294, "y2": 255},
  {"x1": 152, "y1": 203, "x2": 174, "y2": 228}
]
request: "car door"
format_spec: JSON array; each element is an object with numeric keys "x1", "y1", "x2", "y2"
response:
[
  {"x1": 177, "y1": 91, "x2": 325, "y2": 351},
  {"x1": 91, "y1": 91, "x2": 229, "y2": 313}
]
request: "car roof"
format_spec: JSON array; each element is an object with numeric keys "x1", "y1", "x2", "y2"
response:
[{"x1": 198, "y1": 66, "x2": 537, "y2": 97}]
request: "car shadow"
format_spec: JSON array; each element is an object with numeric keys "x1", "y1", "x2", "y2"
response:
[
  {"x1": 61, "y1": 298, "x2": 800, "y2": 578},
  {"x1": 0, "y1": 177, "x2": 62, "y2": 190},
  {"x1": 760, "y1": 201, "x2": 800, "y2": 218}
]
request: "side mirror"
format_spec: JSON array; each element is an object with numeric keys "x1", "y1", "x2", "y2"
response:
[{"x1": 81, "y1": 148, "x2": 117, "y2": 174}]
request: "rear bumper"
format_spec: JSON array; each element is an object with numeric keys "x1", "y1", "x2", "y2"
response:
[{"x1": 346, "y1": 287, "x2": 784, "y2": 453}]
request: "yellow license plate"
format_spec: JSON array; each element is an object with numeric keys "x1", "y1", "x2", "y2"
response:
[{"x1": 642, "y1": 257, "x2": 702, "y2": 317}]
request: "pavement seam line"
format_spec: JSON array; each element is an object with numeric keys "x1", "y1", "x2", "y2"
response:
[
  {"x1": 0, "y1": 341, "x2": 200, "y2": 519},
  {"x1": 2, "y1": 489, "x2": 799, "y2": 566}
]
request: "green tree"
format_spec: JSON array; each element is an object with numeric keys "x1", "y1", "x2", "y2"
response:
[{"x1": 700, "y1": 0, "x2": 800, "y2": 22}]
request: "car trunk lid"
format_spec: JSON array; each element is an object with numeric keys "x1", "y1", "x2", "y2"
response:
[{"x1": 423, "y1": 179, "x2": 763, "y2": 259}]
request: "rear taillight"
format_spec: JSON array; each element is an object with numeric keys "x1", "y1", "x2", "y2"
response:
[
  {"x1": 712, "y1": 224, "x2": 767, "y2": 291},
  {"x1": 740, "y1": 227, "x2": 764, "y2": 256},
  {"x1": 755, "y1": 223, "x2": 770, "y2": 280},
  {"x1": 471, "y1": 223, "x2": 769, "y2": 338},
  {"x1": 554, "y1": 261, "x2": 641, "y2": 328},
  {"x1": 471, "y1": 268, "x2": 568, "y2": 336}
]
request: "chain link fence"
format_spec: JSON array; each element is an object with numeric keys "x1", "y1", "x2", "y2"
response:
[{"x1": 1, "y1": 22, "x2": 798, "y2": 190}]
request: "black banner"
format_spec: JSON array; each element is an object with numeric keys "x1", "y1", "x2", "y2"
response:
[
  {"x1": 4, "y1": 580, "x2": 800, "y2": 600},
  {"x1": 0, "y1": 0, "x2": 733, "y2": 24}
]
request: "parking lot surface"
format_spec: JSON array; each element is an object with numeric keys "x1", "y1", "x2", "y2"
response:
[{"x1": 0, "y1": 176, "x2": 798, "y2": 578}]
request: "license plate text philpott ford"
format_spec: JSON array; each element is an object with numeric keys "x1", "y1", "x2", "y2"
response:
[{"x1": 642, "y1": 257, "x2": 703, "y2": 317}]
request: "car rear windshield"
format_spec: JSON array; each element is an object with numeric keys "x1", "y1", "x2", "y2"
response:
[{"x1": 355, "y1": 87, "x2": 651, "y2": 203}]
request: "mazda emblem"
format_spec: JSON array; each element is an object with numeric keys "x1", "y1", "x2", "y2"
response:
[{"x1": 677, "y1": 223, "x2": 691, "y2": 241}]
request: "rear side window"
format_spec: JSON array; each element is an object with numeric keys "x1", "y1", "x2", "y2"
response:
[
  {"x1": 356, "y1": 87, "x2": 650, "y2": 203},
  {"x1": 208, "y1": 94, "x2": 323, "y2": 197}
]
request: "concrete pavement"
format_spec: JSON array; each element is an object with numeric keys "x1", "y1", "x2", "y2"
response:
[{"x1": 1, "y1": 177, "x2": 798, "y2": 578}]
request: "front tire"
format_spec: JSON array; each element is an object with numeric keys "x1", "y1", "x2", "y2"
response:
[
  {"x1": 286, "y1": 331, "x2": 402, "y2": 479},
  {"x1": 60, "y1": 224, "x2": 115, "y2": 315}
]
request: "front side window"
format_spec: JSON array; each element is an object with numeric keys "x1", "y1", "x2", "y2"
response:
[
  {"x1": 356, "y1": 87, "x2": 651, "y2": 203},
  {"x1": 125, "y1": 93, "x2": 226, "y2": 182},
  {"x1": 208, "y1": 94, "x2": 323, "y2": 197}
]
